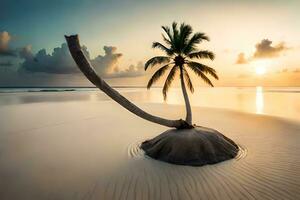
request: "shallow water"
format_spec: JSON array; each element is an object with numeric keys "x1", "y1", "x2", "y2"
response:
[{"x1": 1, "y1": 87, "x2": 299, "y2": 121}]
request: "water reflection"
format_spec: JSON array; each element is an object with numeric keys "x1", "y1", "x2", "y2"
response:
[
  {"x1": 0, "y1": 92, "x2": 109, "y2": 105},
  {"x1": 255, "y1": 86, "x2": 264, "y2": 114},
  {"x1": 0, "y1": 87, "x2": 299, "y2": 121}
]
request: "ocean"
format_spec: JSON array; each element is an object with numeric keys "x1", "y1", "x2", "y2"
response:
[{"x1": 0, "y1": 86, "x2": 299, "y2": 122}]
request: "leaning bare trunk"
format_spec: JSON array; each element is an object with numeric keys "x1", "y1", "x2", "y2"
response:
[
  {"x1": 179, "y1": 66, "x2": 192, "y2": 125},
  {"x1": 65, "y1": 35, "x2": 188, "y2": 129}
]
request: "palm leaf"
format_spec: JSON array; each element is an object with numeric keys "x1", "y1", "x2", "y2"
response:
[
  {"x1": 152, "y1": 42, "x2": 174, "y2": 56},
  {"x1": 172, "y1": 22, "x2": 179, "y2": 40},
  {"x1": 187, "y1": 61, "x2": 218, "y2": 80},
  {"x1": 183, "y1": 32, "x2": 210, "y2": 54},
  {"x1": 188, "y1": 50, "x2": 215, "y2": 60},
  {"x1": 193, "y1": 69, "x2": 214, "y2": 87},
  {"x1": 179, "y1": 23, "x2": 193, "y2": 51},
  {"x1": 172, "y1": 22, "x2": 180, "y2": 53},
  {"x1": 147, "y1": 64, "x2": 170, "y2": 89},
  {"x1": 183, "y1": 68, "x2": 194, "y2": 93},
  {"x1": 163, "y1": 65, "x2": 178, "y2": 100},
  {"x1": 162, "y1": 34, "x2": 172, "y2": 46},
  {"x1": 144, "y1": 56, "x2": 171, "y2": 70},
  {"x1": 186, "y1": 63, "x2": 215, "y2": 87},
  {"x1": 162, "y1": 26, "x2": 173, "y2": 43}
]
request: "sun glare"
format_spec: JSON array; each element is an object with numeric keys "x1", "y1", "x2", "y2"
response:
[
  {"x1": 255, "y1": 66, "x2": 266, "y2": 75},
  {"x1": 256, "y1": 86, "x2": 264, "y2": 114},
  {"x1": 253, "y1": 60, "x2": 269, "y2": 75}
]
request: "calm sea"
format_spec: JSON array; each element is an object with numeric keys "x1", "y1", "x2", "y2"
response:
[{"x1": 0, "y1": 87, "x2": 299, "y2": 122}]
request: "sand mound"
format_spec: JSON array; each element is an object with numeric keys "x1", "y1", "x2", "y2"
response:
[{"x1": 141, "y1": 126, "x2": 239, "y2": 166}]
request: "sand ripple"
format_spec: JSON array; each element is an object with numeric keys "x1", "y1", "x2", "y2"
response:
[
  {"x1": 105, "y1": 128, "x2": 299, "y2": 200},
  {"x1": 128, "y1": 141, "x2": 248, "y2": 160},
  {"x1": 1, "y1": 103, "x2": 299, "y2": 200},
  {"x1": 127, "y1": 140, "x2": 145, "y2": 158}
]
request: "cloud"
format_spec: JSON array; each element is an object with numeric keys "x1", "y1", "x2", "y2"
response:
[
  {"x1": 293, "y1": 68, "x2": 300, "y2": 73},
  {"x1": 235, "y1": 53, "x2": 248, "y2": 64},
  {"x1": 18, "y1": 42, "x2": 145, "y2": 78},
  {"x1": 0, "y1": 31, "x2": 11, "y2": 49},
  {"x1": 0, "y1": 31, "x2": 17, "y2": 57},
  {"x1": 253, "y1": 39, "x2": 287, "y2": 58},
  {"x1": 19, "y1": 45, "x2": 34, "y2": 60},
  {"x1": 277, "y1": 68, "x2": 300, "y2": 73},
  {"x1": 19, "y1": 43, "x2": 81, "y2": 74},
  {"x1": 91, "y1": 46, "x2": 122, "y2": 76},
  {"x1": 0, "y1": 32, "x2": 146, "y2": 87},
  {"x1": 276, "y1": 68, "x2": 288, "y2": 74},
  {"x1": 108, "y1": 61, "x2": 144, "y2": 78},
  {"x1": 236, "y1": 39, "x2": 289, "y2": 64},
  {"x1": 0, "y1": 61, "x2": 14, "y2": 67}
]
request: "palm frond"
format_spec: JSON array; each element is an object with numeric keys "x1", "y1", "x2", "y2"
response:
[
  {"x1": 152, "y1": 42, "x2": 174, "y2": 56},
  {"x1": 188, "y1": 50, "x2": 215, "y2": 60},
  {"x1": 146, "y1": 22, "x2": 217, "y2": 93},
  {"x1": 163, "y1": 65, "x2": 178, "y2": 100},
  {"x1": 172, "y1": 22, "x2": 179, "y2": 39},
  {"x1": 162, "y1": 26, "x2": 173, "y2": 43},
  {"x1": 183, "y1": 32, "x2": 210, "y2": 54},
  {"x1": 162, "y1": 34, "x2": 172, "y2": 46},
  {"x1": 183, "y1": 68, "x2": 194, "y2": 93},
  {"x1": 198, "y1": 71, "x2": 214, "y2": 87},
  {"x1": 172, "y1": 22, "x2": 180, "y2": 52},
  {"x1": 179, "y1": 23, "x2": 193, "y2": 51},
  {"x1": 187, "y1": 61, "x2": 218, "y2": 80},
  {"x1": 186, "y1": 63, "x2": 215, "y2": 87},
  {"x1": 144, "y1": 56, "x2": 171, "y2": 70},
  {"x1": 147, "y1": 64, "x2": 170, "y2": 89},
  {"x1": 192, "y1": 69, "x2": 214, "y2": 86}
]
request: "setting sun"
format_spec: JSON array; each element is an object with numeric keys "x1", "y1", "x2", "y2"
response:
[
  {"x1": 253, "y1": 60, "x2": 270, "y2": 75},
  {"x1": 255, "y1": 66, "x2": 266, "y2": 75}
]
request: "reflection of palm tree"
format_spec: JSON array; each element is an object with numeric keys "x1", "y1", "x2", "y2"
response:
[
  {"x1": 65, "y1": 35, "x2": 188, "y2": 129},
  {"x1": 145, "y1": 22, "x2": 218, "y2": 125}
]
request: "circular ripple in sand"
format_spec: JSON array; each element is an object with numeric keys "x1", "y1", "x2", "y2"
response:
[
  {"x1": 127, "y1": 141, "x2": 248, "y2": 161},
  {"x1": 108, "y1": 123, "x2": 300, "y2": 200},
  {"x1": 127, "y1": 140, "x2": 145, "y2": 158}
]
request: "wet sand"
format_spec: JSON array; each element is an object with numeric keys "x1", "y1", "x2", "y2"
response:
[{"x1": 0, "y1": 95, "x2": 299, "y2": 200}]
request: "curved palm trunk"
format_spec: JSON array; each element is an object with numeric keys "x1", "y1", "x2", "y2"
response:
[
  {"x1": 65, "y1": 35, "x2": 188, "y2": 129},
  {"x1": 179, "y1": 66, "x2": 192, "y2": 125}
]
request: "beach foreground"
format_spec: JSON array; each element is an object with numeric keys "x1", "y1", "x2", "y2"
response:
[{"x1": 0, "y1": 93, "x2": 299, "y2": 200}]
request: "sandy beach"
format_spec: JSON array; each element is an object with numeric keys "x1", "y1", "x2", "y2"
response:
[
  {"x1": 2, "y1": 0, "x2": 300, "y2": 199},
  {"x1": 0, "y1": 91, "x2": 299, "y2": 200}
]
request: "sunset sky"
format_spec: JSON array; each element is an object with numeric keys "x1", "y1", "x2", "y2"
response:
[{"x1": 1, "y1": 0, "x2": 300, "y2": 87}]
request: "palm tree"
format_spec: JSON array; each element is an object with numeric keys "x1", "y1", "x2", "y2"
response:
[
  {"x1": 65, "y1": 35, "x2": 189, "y2": 129},
  {"x1": 145, "y1": 22, "x2": 218, "y2": 125},
  {"x1": 65, "y1": 27, "x2": 238, "y2": 166}
]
